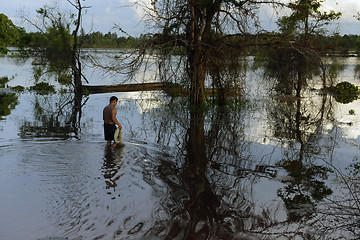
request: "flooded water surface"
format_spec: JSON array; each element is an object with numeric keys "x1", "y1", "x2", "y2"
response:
[{"x1": 1, "y1": 51, "x2": 360, "y2": 239}]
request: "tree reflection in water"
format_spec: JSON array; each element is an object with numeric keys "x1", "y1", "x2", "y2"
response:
[
  {"x1": 19, "y1": 92, "x2": 88, "y2": 139},
  {"x1": 11, "y1": 81, "x2": 359, "y2": 239},
  {"x1": 0, "y1": 92, "x2": 18, "y2": 120},
  {"x1": 267, "y1": 94, "x2": 334, "y2": 222},
  {"x1": 138, "y1": 75, "x2": 356, "y2": 238},
  {"x1": 102, "y1": 146, "x2": 124, "y2": 194},
  {"x1": 140, "y1": 101, "x2": 284, "y2": 239}
]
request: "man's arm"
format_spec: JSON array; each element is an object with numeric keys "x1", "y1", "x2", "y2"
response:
[{"x1": 112, "y1": 108, "x2": 122, "y2": 129}]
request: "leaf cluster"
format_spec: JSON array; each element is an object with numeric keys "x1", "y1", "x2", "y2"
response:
[
  {"x1": 277, "y1": 0, "x2": 341, "y2": 36},
  {"x1": 0, "y1": 13, "x2": 23, "y2": 54}
]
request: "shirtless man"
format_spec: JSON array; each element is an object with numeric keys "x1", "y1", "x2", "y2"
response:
[{"x1": 103, "y1": 96, "x2": 122, "y2": 147}]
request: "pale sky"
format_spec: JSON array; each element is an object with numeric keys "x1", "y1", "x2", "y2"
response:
[{"x1": 2, "y1": 0, "x2": 360, "y2": 36}]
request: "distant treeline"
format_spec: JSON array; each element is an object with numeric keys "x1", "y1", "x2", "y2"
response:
[
  {"x1": 11, "y1": 30, "x2": 360, "y2": 53},
  {"x1": 322, "y1": 34, "x2": 360, "y2": 54},
  {"x1": 79, "y1": 31, "x2": 141, "y2": 48},
  {"x1": 18, "y1": 31, "x2": 143, "y2": 49}
]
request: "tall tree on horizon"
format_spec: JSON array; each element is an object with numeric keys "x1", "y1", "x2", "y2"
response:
[{"x1": 277, "y1": 0, "x2": 341, "y2": 37}]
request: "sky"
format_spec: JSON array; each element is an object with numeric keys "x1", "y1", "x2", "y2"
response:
[{"x1": 2, "y1": 0, "x2": 360, "y2": 36}]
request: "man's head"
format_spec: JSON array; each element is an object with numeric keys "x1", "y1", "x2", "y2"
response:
[{"x1": 110, "y1": 96, "x2": 118, "y2": 105}]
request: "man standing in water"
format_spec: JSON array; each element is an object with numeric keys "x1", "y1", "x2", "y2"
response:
[{"x1": 103, "y1": 96, "x2": 122, "y2": 147}]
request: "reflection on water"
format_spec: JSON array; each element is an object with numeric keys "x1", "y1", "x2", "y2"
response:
[
  {"x1": 16, "y1": 92, "x2": 88, "y2": 140},
  {"x1": 102, "y1": 146, "x2": 124, "y2": 194},
  {"x1": 2, "y1": 54, "x2": 360, "y2": 239},
  {"x1": 0, "y1": 92, "x2": 18, "y2": 120}
]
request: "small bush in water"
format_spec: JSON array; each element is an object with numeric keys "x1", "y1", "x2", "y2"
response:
[
  {"x1": 329, "y1": 81, "x2": 360, "y2": 104},
  {"x1": 11, "y1": 85, "x2": 25, "y2": 91},
  {"x1": 0, "y1": 76, "x2": 10, "y2": 88},
  {"x1": 29, "y1": 82, "x2": 56, "y2": 93},
  {"x1": 333, "y1": 82, "x2": 360, "y2": 95}
]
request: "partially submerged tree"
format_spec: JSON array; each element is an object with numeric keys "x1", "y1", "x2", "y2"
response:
[
  {"x1": 260, "y1": 0, "x2": 341, "y2": 97},
  {"x1": 21, "y1": 0, "x2": 90, "y2": 94},
  {"x1": 18, "y1": 1, "x2": 91, "y2": 138},
  {"x1": 99, "y1": 0, "x2": 285, "y2": 105}
]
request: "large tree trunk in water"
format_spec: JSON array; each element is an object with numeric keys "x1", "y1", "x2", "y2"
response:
[
  {"x1": 189, "y1": 48, "x2": 206, "y2": 105},
  {"x1": 72, "y1": 57, "x2": 82, "y2": 95},
  {"x1": 187, "y1": 0, "x2": 206, "y2": 106},
  {"x1": 72, "y1": 0, "x2": 83, "y2": 96}
]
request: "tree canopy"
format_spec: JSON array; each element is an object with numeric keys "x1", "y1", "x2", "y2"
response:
[
  {"x1": 0, "y1": 13, "x2": 22, "y2": 54},
  {"x1": 277, "y1": 0, "x2": 341, "y2": 36}
]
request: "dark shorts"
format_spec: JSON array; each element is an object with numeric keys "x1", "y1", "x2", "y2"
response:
[{"x1": 104, "y1": 123, "x2": 116, "y2": 141}]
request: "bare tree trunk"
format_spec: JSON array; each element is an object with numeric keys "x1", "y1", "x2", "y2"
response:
[
  {"x1": 71, "y1": 0, "x2": 83, "y2": 95},
  {"x1": 188, "y1": 0, "x2": 205, "y2": 105},
  {"x1": 189, "y1": 48, "x2": 206, "y2": 105}
]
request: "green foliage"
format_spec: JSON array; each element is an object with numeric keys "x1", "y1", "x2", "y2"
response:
[
  {"x1": 79, "y1": 31, "x2": 141, "y2": 48},
  {"x1": 328, "y1": 34, "x2": 360, "y2": 54},
  {"x1": 82, "y1": 89, "x2": 89, "y2": 97},
  {"x1": 258, "y1": 40, "x2": 322, "y2": 96},
  {"x1": 32, "y1": 65, "x2": 44, "y2": 82},
  {"x1": 348, "y1": 156, "x2": 360, "y2": 177},
  {"x1": 0, "y1": 14, "x2": 21, "y2": 54},
  {"x1": 29, "y1": 82, "x2": 56, "y2": 94},
  {"x1": 333, "y1": 82, "x2": 359, "y2": 95},
  {"x1": 11, "y1": 85, "x2": 25, "y2": 91},
  {"x1": 329, "y1": 81, "x2": 360, "y2": 104},
  {"x1": 17, "y1": 3, "x2": 81, "y2": 90},
  {"x1": 0, "y1": 76, "x2": 10, "y2": 88},
  {"x1": 25, "y1": 25, "x2": 72, "y2": 74},
  {"x1": 277, "y1": 0, "x2": 341, "y2": 36},
  {"x1": 0, "y1": 92, "x2": 18, "y2": 120},
  {"x1": 19, "y1": 30, "x2": 141, "y2": 49},
  {"x1": 44, "y1": 26, "x2": 72, "y2": 71},
  {"x1": 56, "y1": 72, "x2": 72, "y2": 85}
]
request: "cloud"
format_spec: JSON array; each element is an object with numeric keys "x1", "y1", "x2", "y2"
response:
[
  {"x1": 105, "y1": 7, "x2": 112, "y2": 14},
  {"x1": 322, "y1": 0, "x2": 360, "y2": 23}
]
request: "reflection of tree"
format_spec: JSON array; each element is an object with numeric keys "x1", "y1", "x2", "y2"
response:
[
  {"x1": 102, "y1": 146, "x2": 124, "y2": 194},
  {"x1": 264, "y1": 57, "x2": 335, "y2": 222},
  {"x1": 0, "y1": 92, "x2": 18, "y2": 120},
  {"x1": 262, "y1": 47, "x2": 321, "y2": 97},
  {"x1": 306, "y1": 157, "x2": 360, "y2": 238},
  {"x1": 19, "y1": 92, "x2": 87, "y2": 139},
  {"x1": 143, "y1": 102, "x2": 285, "y2": 239},
  {"x1": 179, "y1": 108, "x2": 221, "y2": 239},
  {"x1": 278, "y1": 160, "x2": 333, "y2": 221}
]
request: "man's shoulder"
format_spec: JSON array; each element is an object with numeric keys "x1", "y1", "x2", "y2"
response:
[{"x1": 104, "y1": 104, "x2": 113, "y2": 110}]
